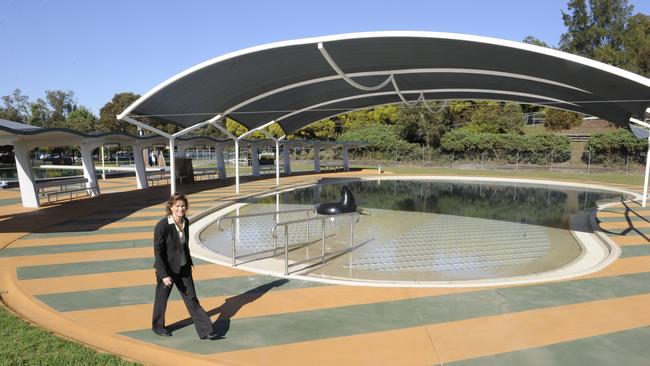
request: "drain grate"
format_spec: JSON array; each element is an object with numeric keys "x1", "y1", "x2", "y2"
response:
[{"x1": 348, "y1": 215, "x2": 550, "y2": 272}]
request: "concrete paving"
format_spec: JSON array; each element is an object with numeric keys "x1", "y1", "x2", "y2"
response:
[{"x1": 1, "y1": 171, "x2": 650, "y2": 366}]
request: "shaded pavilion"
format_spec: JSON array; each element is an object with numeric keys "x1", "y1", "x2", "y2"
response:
[
  {"x1": 117, "y1": 31, "x2": 650, "y2": 198},
  {"x1": 0, "y1": 119, "x2": 233, "y2": 206},
  {"x1": 1, "y1": 119, "x2": 360, "y2": 207}
]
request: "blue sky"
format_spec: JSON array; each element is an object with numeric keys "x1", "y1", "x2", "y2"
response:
[{"x1": 1, "y1": 0, "x2": 649, "y2": 115}]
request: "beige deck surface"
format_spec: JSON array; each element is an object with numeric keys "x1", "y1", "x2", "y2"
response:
[{"x1": 1, "y1": 171, "x2": 650, "y2": 366}]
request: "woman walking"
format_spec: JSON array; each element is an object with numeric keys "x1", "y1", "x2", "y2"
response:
[{"x1": 152, "y1": 193, "x2": 218, "y2": 339}]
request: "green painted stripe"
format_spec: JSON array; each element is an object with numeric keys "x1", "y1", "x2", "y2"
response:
[
  {"x1": 600, "y1": 207, "x2": 650, "y2": 213},
  {"x1": 597, "y1": 216, "x2": 650, "y2": 223},
  {"x1": 37, "y1": 276, "x2": 320, "y2": 312},
  {"x1": 24, "y1": 226, "x2": 152, "y2": 238},
  {"x1": 0, "y1": 197, "x2": 21, "y2": 206},
  {"x1": 17, "y1": 257, "x2": 209, "y2": 280},
  {"x1": 447, "y1": 325, "x2": 650, "y2": 366},
  {"x1": 601, "y1": 227, "x2": 650, "y2": 235},
  {"x1": 620, "y1": 245, "x2": 650, "y2": 258},
  {"x1": 0, "y1": 239, "x2": 151, "y2": 258},
  {"x1": 121, "y1": 271, "x2": 650, "y2": 355}
]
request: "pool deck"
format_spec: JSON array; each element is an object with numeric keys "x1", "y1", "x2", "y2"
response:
[{"x1": 2, "y1": 171, "x2": 650, "y2": 366}]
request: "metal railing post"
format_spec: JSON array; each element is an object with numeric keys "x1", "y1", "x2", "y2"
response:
[
  {"x1": 273, "y1": 212, "x2": 279, "y2": 257},
  {"x1": 271, "y1": 212, "x2": 361, "y2": 275},
  {"x1": 274, "y1": 234, "x2": 278, "y2": 257},
  {"x1": 516, "y1": 151, "x2": 519, "y2": 170},
  {"x1": 232, "y1": 219, "x2": 237, "y2": 267},
  {"x1": 306, "y1": 211, "x2": 311, "y2": 242},
  {"x1": 321, "y1": 218, "x2": 326, "y2": 264},
  {"x1": 284, "y1": 225, "x2": 289, "y2": 275}
]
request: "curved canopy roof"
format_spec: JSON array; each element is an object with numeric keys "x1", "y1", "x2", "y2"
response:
[
  {"x1": 0, "y1": 119, "x2": 360, "y2": 150},
  {"x1": 120, "y1": 31, "x2": 650, "y2": 134},
  {"x1": 0, "y1": 119, "x2": 232, "y2": 148}
]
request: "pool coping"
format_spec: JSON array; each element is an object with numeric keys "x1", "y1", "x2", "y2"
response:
[{"x1": 189, "y1": 175, "x2": 640, "y2": 288}]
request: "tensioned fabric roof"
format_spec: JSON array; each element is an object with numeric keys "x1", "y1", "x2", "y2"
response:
[
  {"x1": 0, "y1": 119, "x2": 361, "y2": 149},
  {"x1": 120, "y1": 31, "x2": 650, "y2": 134},
  {"x1": 0, "y1": 119, "x2": 234, "y2": 147}
]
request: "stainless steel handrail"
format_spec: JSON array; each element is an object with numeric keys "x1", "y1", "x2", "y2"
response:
[
  {"x1": 272, "y1": 212, "x2": 361, "y2": 275},
  {"x1": 216, "y1": 208, "x2": 316, "y2": 230},
  {"x1": 217, "y1": 207, "x2": 316, "y2": 266}
]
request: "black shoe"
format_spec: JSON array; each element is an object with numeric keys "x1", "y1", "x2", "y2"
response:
[
  {"x1": 200, "y1": 331, "x2": 220, "y2": 340},
  {"x1": 153, "y1": 328, "x2": 172, "y2": 337}
]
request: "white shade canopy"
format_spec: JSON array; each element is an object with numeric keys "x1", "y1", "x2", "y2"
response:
[{"x1": 119, "y1": 31, "x2": 650, "y2": 134}]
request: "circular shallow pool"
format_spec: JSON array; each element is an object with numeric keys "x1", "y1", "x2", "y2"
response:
[{"x1": 195, "y1": 177, "x2": 635, "y2": 286}]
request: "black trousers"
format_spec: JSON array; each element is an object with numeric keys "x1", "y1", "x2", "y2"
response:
[{"x1": 152, "y1": 267, "x2": 213, "y2": 338}]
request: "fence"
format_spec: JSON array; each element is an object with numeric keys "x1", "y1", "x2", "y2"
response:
[
  {"x1": 177, "y1": 145, "x2": 650, "y2": 176},
  {"x1": 343, "y1": 147, "x2": 648, "y2": 175}
]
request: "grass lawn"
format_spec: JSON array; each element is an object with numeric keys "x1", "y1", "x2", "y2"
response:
[
  {"x1": 0, "y1": 304, "x2": 139, "y2": 366},
  {"x1": 352, "y1": 164, "x2": 645, "y2": 187}
]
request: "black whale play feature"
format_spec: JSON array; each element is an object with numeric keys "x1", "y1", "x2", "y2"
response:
[{"x1": 315, "y1": 185, "x2": 357, "y2": 215}]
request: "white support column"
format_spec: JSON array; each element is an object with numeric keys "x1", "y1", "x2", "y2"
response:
[
  {"x1": 13, "y1": 142, "x2": 39, "y2": 208},
  {"x1": 282, "y1": 144, "x2": 292, "y2": 174},
  {"x1": 132, "y1": 144, "x2": 148, "y2": 189},
  {"x1": 642, "y1": 134, "x2": 650, "y2": 207},
  {"x1": 80, "y1": 143, "x2": 100, "y2": 197},
  {"x1": 216, "y1": 144, "x2": 226, "y2": 178},
  {"x1": 251, "y1": 143, "x2": 260, "y2": 177},
  {"x1": 235, "y1": 139, "x2": 240, "y2": 193},
  {"x1": 313, "y1": 143, "x2": 321, "y2": 173},
  {"x1": 275, "y1": 139, "x2": 281, "y2": 185},
  {"x1": 342, "y1": 144, "x2": 350, "y2": 172},
  {"x1": 100, "y1": 146, "x2": 106, "y2": 179},
  {"x1": 169, "y1": 138, "x2": 177, "y2": 194}
]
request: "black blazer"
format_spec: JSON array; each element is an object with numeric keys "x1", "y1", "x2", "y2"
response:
[{"x1": 153, "y1": 216, "x2": 193, "y2": 278}]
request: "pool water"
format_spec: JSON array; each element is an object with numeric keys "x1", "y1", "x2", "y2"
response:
[{"x1": 199, "y1": 179, "x2": 631, "y2": 283}]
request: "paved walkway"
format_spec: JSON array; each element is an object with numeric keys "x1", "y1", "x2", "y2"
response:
[{"x1": 1, "y1": 172, "x2": 650, "y2": 365}]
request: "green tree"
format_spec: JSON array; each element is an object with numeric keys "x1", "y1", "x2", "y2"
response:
[
  {"x1": 28, "y1": 98, "x2": 50, "y2": 127},
  {"x1": 97, "y1": 92, "x2": 181, "y2": 135},
  {"x1": 221, "y1": 119, "x2": 286, "y2": 139},
  {"x1": 291, "y1": 119, "x2": 338, "y2": 140},
  {"x1": 396, "y1": 103, "x2": 449, "y2": 147},
  {"x1": 66, "y1": 106, "x2": 97, "y2": 132},
  {"x1": 445, "y1": 100, "x2": 473, "y2": 127},
  {"x1": 522, "y1": 36, "x2": 550, "y2": 48},
  {"x1": 560, "y1": 0, "x2": 634, "y2": 62},
  {"x1": 621, "y1": 13, "x2": 650, "y2": 76},
  {"x1": 590, "y1": 0, "x2": 633, "y2": 50},
  {"x1": 45, "y1": 90, "x2": 76, "y2": 127},
  {"x1": 0, "y1": 89, "x2": 30, "y2": 123},
  {"x1": 584, "y1": 129, "x2": 646, "y2": 164},
  {"x1": 225, "y1": 118, "x2": 248, "y2": 137},
  {"x1": 338, "y1": 105, "x2": 398, "y2": 131},
  {"x1": 560, "y1": 0, "x2": 598, "y2": 56},
  {"x1": 337, "y1": 123, "x2": 418, "y2": 157},
  {"x1": 466, "y1": 102, "x2": 524, "y2": 134},
  {"x1": 543, "y1": 108, "x2": 583, "y2": 130}
]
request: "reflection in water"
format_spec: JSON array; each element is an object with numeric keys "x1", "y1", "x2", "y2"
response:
[
  {"x1": 256, "y1": 180, "x2": 628, "y2": 230},
  {"x1": 217, "y1": 179, "x2": 632, "y2": 282}
]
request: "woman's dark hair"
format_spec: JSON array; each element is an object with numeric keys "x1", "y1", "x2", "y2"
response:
[{"x1": 166, "y1": 193, "x2": 189, "y2": 216}]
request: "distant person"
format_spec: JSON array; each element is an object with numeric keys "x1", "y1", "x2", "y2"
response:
[
  {"x1": 152, "y1": 193, "x2": 218, "y2": 340},
  {"x1": 158, "y1": 150, "x2": 166, "y2": 167},
  {"x1": 149, "y1": 150, "x2": 156, "y2": 166}
]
